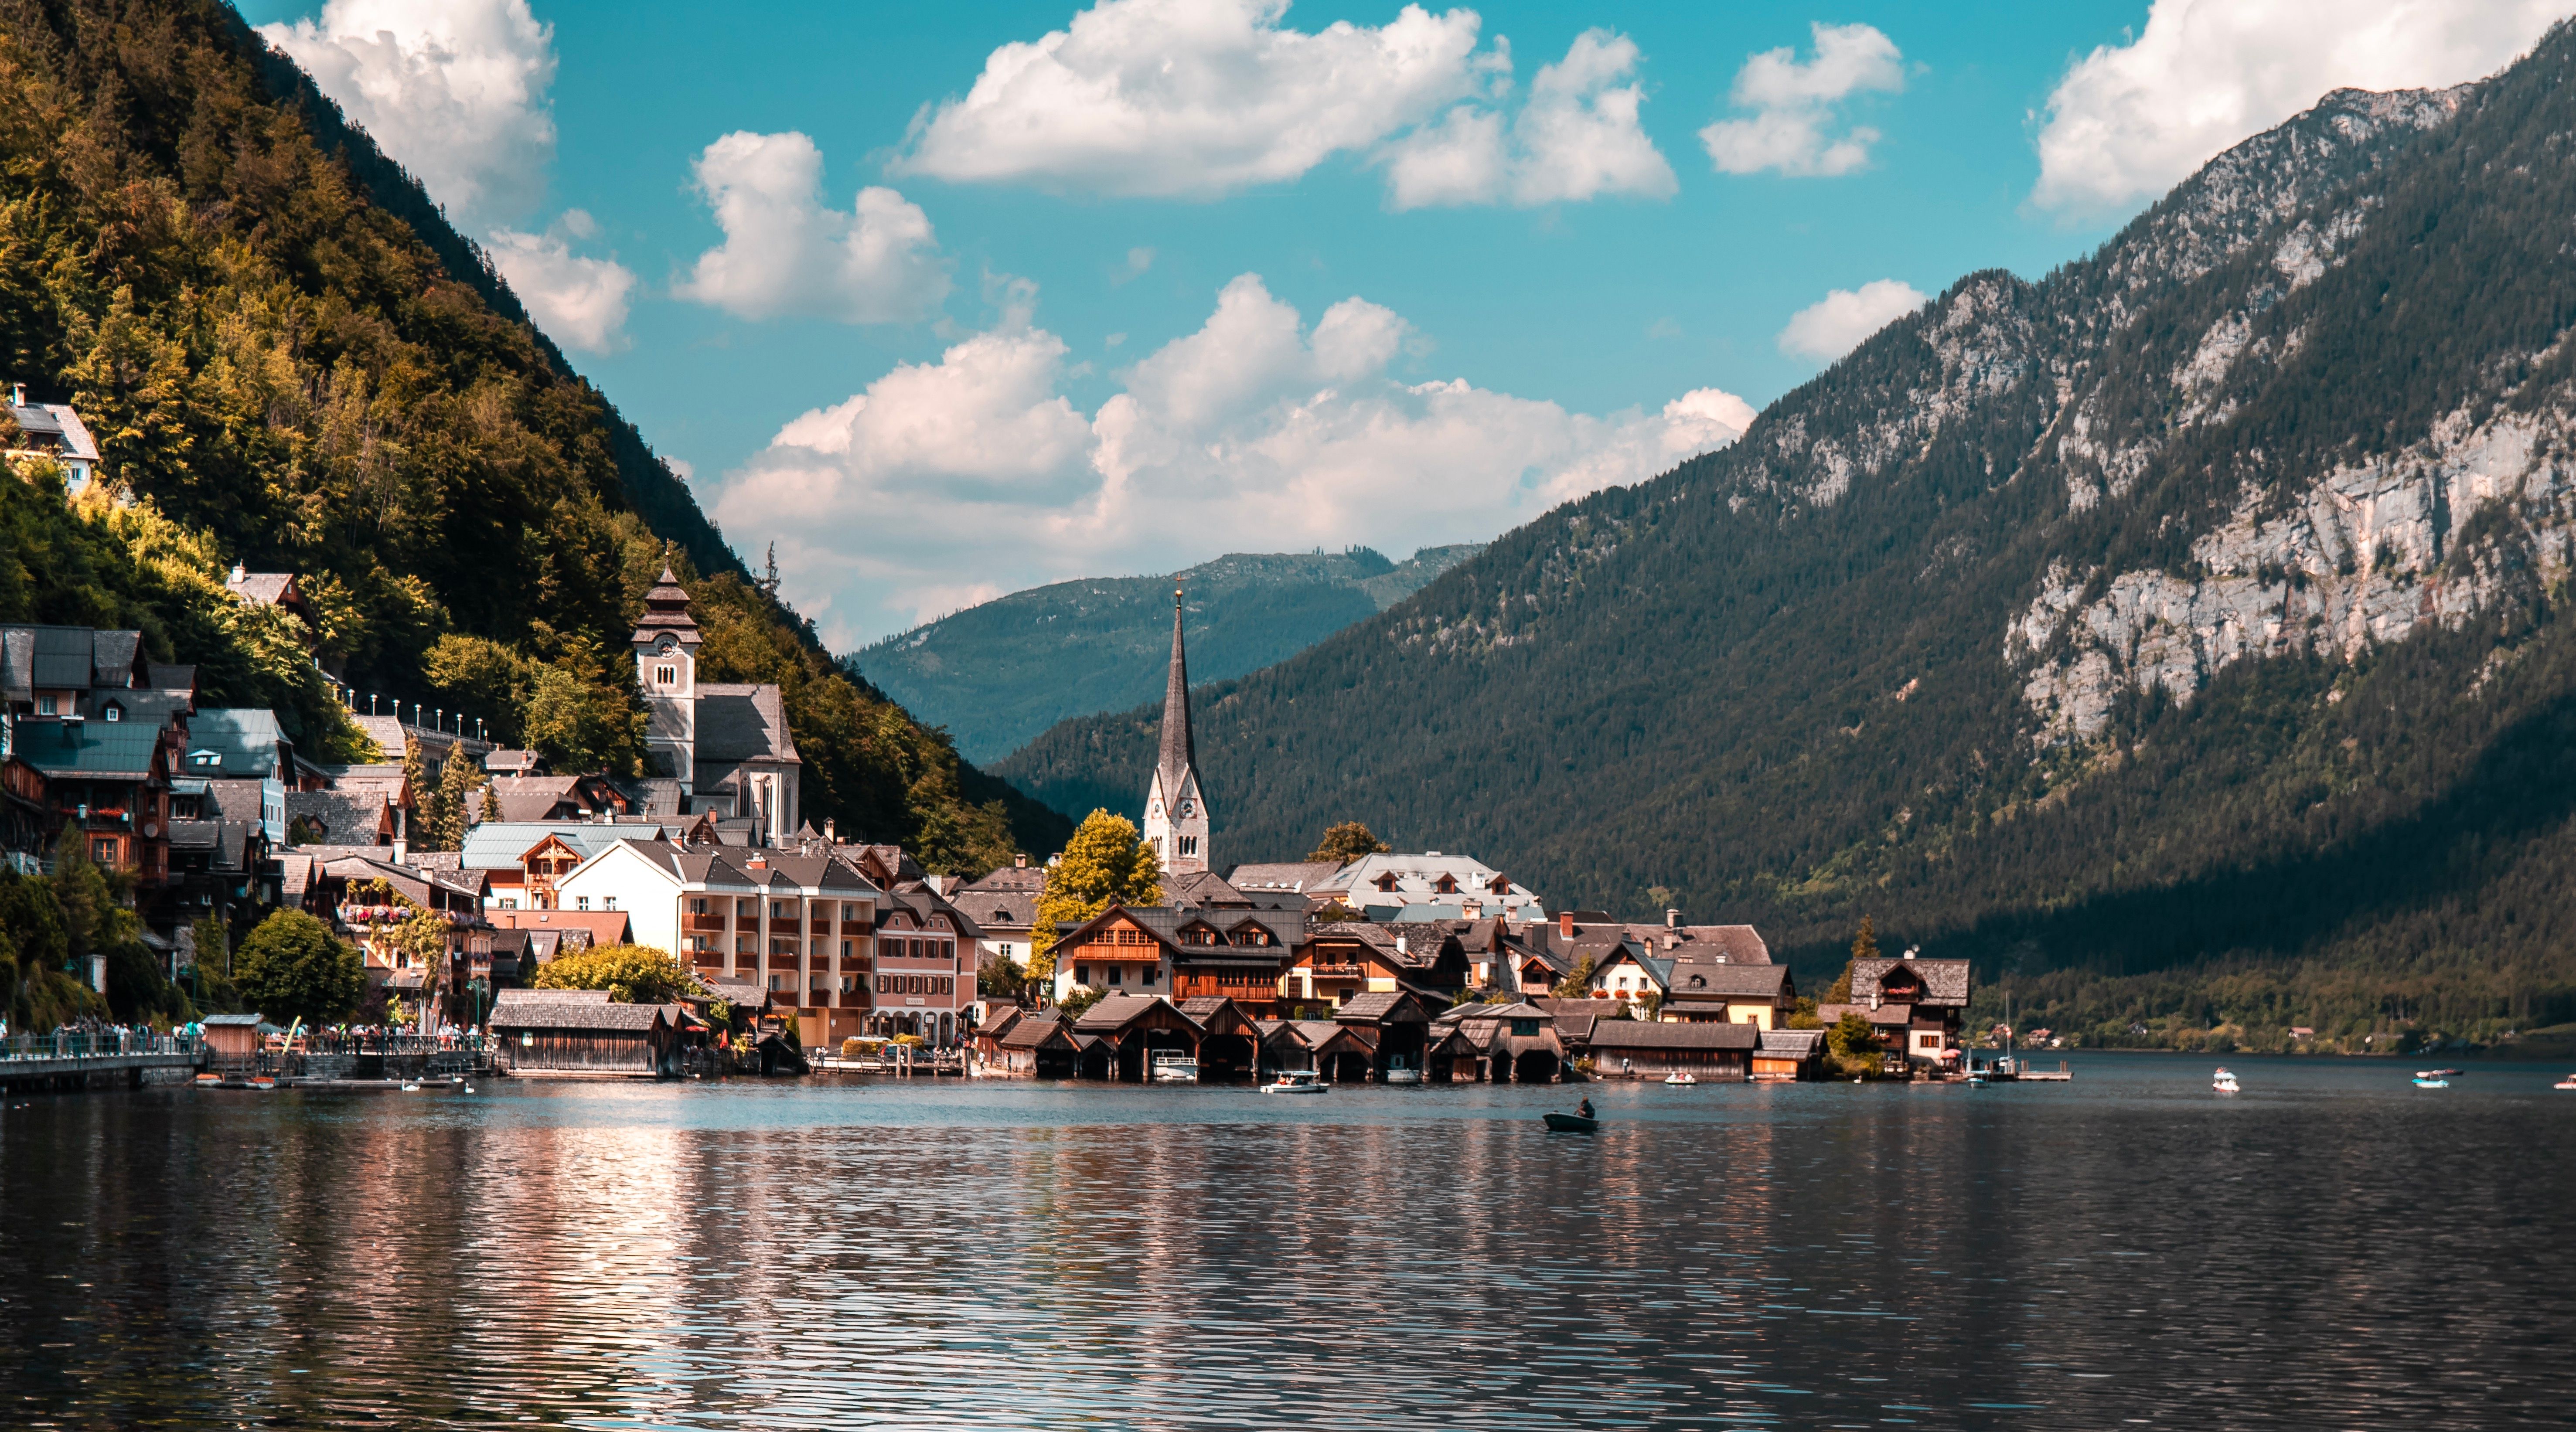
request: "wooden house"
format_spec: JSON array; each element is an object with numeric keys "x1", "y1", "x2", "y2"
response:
[
  {"x1": 1049, "y1": 904, "x2": 1296, "y2": 1014},
  {"x1": 1068, "y1": 993, "x2": 1206, "y2": 1082},
  {"x1": 490, "y1": 989, "x2": 680, "y2": 1077},
  {"x1": 1287, "y1": 921, "x2": 1469, "y2": 1010},
  {"x1": 1332, "y1": 990, "x2": 1441, "y2": 1081},
  {"x1": 994, "y1": 1009, "x2": 1079, "y2": 1077},
  {"x1": 1818, "y1": 954, "x2": 1972, "y2": 1069},
  {"x1": 1176, "y1": 996, "x2": 1262, "y2": 1081},
  {"x1": 1659, "y1": 962, "x2": 1796, "y2": 1028},
  {"x1": 1256, "y1": 1018, "x2": 1378, "y2": 1083},
  {"x1": 199, "y1": 1012, "x2": 265, "y2": 1059},
  {"x1": 1426, "y1": 1001, "x2": 1564, "y2": 1083}
]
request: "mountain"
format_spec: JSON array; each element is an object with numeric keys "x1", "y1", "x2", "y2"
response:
[
  {"x1": 1000, "y1": 31, "x2": 2576, "y2": 1049},
  {"x1": 854, "y1": 544, "x2": 1481, "y2": 764},
  {"x1": 0, "y1": 0, "x2": 1065, "y2": 870}
]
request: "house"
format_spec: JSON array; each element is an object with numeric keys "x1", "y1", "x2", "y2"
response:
[
  {"x1": 8, "y1": 713, "x2": 180, "y2": 883},
  {"x1": 1426, "y1": 1001, "x2": 1564, "y2": 1083},
  {"x1": 458, "y1": 820, "x2": 667, "y2": 909},
  {"x1": 552, "y1": 839, "x2": 885, "y2": 1051},
  {"x1": 632, "y1": 565, "x2": 802, "y2": 844},
  {"x1": 182, "y1": 709, "x2": 317, "y2": 844},
  {"x1": 199, "y1": 1011, "x2": 266, "y2": 1060},
  {"x1": 485, "y1": 773, "x2": 632, "y2": 823},
  {"x1": 1586, "y1": 943, "x2": 1673, "y2": 1011},
  {"x1": 283, "y1": 789, "x2": 396, "y2": 848},
  {"x1": 956, "y1": 856, "x2": 1042, "y2": 970},
  {"x1": 5, "y1": 388, "x2": 101, "y2": 491},
  {"x1": 1288, "y1": 920, "x2": 1469, "y2": 1010},
  {"x1": 1584, "y1": 1019, "x2": 1758, "y2": 1080},
  {"x1": 1175, "y1": 996, "x2": 1264, "y2": 1081},
  {"x1": 1818, "y1": 954, "x2": 1973, "y2": 1069},
  {"x1": 1312, "y1": 851, "x2": 1546, "y2": 923},
  {"x1": 1754, "y1": 1027, "x2": 1827, "y2": 1081},
  {"x1": 485, "y1": 908, "x2": 628, "y2": 966},
  {"x1": 1618, "y1": 913, "x2": 1772, "y2": 965},
  {"x1": 1224, "y1": 860, "x2": 1346, "y2": 906},
  {"x1": 1048, "y1": 903, "x2": 1298, "y2": 1013},
  {"x1": 490, "y1": 989, "x2": 681, "y2": 1077},
  {"x1": 872, "y1": 882, "x2": 980, "y2": 1047},
  {"x1": 1659, "y1": 962, "x2": 1797, "y2": 1028},
  {"x1": 1138, "y1": 587, "x2": 1211, "y2": 874}
]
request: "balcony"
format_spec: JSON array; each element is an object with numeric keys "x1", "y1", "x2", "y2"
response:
[
  {"x1": 808, "y1": 919, "x2": 832, "y2": 936},
  {"x1": 685, "y1": 915, "x2": 729, "y2": 933},
  {"x1": 1307, "y1": 963, "x2": 1363, "y2": 979},
  {"x1": 766, "y1": 953, "x2": 801, "y2": 971}
]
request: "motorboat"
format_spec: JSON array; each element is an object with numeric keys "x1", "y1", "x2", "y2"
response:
[
  {"x1": 1383, "y1": 1057, "x2": 1423, "y2": 1085},
  {"x1": 2415, "y1": 1068, "x2": 2463, "y2": 1079},
  {"x1": 1663, "y1": 1072, "x2": 1697, "y2": 1085},
  {"x1": 1261, "y1": 1069, "x2": 1328, "y2": 1095},
  {"x1": 1543, "y1": 1111, "x2": 1599, "y2": 1133},
  {"x1": 2555, "y1": 1074, "x2": 2576, "y2": 1091},
  {"x1": 2212, "y1": 1068, "x2": 2240, "y2": 1094},
  {"x1": 1149, "y1": 1051, "x2": 1200, "y2": 1084},
  {"x1": 2412, "y1": 1076, "x2": 2450, "y2": 1088}
]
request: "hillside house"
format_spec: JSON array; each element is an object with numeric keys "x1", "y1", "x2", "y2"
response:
[{"x1": 1819, "y1": 955, "x2": 1972, "y2": 1069}]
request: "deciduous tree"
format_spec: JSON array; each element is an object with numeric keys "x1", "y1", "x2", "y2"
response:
[
  {"x1": 1028, "y1": 810, "x2": 1163, "y2": 983},
  {"x1": 233, "y1": 910, "x2": 364, "y2": 1027},
  {"x1": 1307, "y1": 821, "x2": 1390, "y2": 864},
  {"x1": 533, "y1": 944, "x2": 706, "y2": 1005}
]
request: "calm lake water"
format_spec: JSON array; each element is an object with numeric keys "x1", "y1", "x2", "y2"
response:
[{"x1": 1, "y1": 1053, "x2": 2569, "y2": 1429}]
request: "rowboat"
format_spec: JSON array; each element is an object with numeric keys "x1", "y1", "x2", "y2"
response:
[
  {"x1": 1542, "y1": 1112, "x2": 1598, "y2": 1133},
  {"x1": 1663, "y1": 1072, "x2": 1697, "y2": 1085}
]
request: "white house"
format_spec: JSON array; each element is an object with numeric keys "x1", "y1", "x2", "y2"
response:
[{"x1": 1312, "y1": 852, "x2": 1547, "y2": 922}]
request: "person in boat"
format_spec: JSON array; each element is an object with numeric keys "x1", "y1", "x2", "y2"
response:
[{"x1": 1575, "y1": 1097, "x2": 1595, "y2": 1120}]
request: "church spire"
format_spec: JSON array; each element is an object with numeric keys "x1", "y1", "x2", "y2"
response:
[
  {"x1": 1158, "y1": 584, "x2": 1195, "y2": 792},
  {"x1": 1143, "y1": 584, "x2": 1210, "y2": 874}
]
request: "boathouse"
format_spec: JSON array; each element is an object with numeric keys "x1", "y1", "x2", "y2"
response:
[
  {"x1": 994, "y1": 1008, "x2": 1078, "y2": 1077},
  {"x1": 490, "y1": 989, "x2": 681, "y2": 1077},
  {"x1": 1333, "y1": 990, "x2": 1439, "y2": 1081},
  {"x1": 1428, "y1": 1002, "x2": 1564, "y2": 1082},
  {"x1": 1176, "y1": 996, "x2": 1262, "y2": 1081},
  {"x1": 1753, "y1": 1027, "x2": 1826, "y2": 1081},
  {"x1": 1070, "y1": 993, "x2": 1204, "y2": 1082},
  {"x1": 1257, "y1": 1018, "x2": 1378, "y2": 1083},
  {"x1": 1584, "y1": 1019, "x2": 1758, "y2": 1080}
]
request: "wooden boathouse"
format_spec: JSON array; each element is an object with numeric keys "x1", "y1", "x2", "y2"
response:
[{"x1": 491, "y1": 990, "x2": 682, "y2": 1078}]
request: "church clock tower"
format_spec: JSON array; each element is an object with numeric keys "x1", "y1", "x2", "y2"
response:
[
  {"x1": 1141, "y1": 585, "x2": 1210, "y2": 875},
  {"x1": 632, "y1": 563, "x2": 702, "y2": 799}
]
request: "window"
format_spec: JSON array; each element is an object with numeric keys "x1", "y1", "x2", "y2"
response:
[
  {"x1": 1075, "y1": 965, "x2": 1089, "y2": 985},
  {"x1": 1106, "y1": 967, "x2": 1122, "y2": 986},
  {"x1": 1917, "y1": 1034, "x2": 1940, "y2": 1049},
  {"x1": 655, "y1": 664, "x2": 677, "y2": 687},
  {"x1": 499, "y1": 898, "x2": 518, "y2": 910},
  {"x1": 602, "y1": 896, "x2": 617, "y2": 910},
  {"x1": 1375, "y1": 873, "x2": 1399, "y2": 892},
  {"x1": 841, "y1": 940, "x2": 853, "y2": 959},
  {"x1": 1141, "y1": 967, "x2": 1156, "y2": 985},
  {"x1": 37, "y1": 696, "x2": 56, "y2": 715},
  {"x1": 1178, "y1": 835, "x2": 1197, "y2": 857},
  {"x1": 771, "y1": 901, "x2": 791, "y2": 920},
  {"x1": 576, "y1": 896, "x2": 591, "y2": 911},
  {"x1": 689, "y1": 898, "x2": 709, "y2": 915},
  {"x1": 1000, "y1": 943, "x2": 1014, "y2": 959},
  {"x1": 92, "y1": 838, "x2": 115, "y2": 862},
  {"x1": 102, "y1": 705, "x2": 120, "y2": 722},
  {"x1": 769, "y1": 975, "x2": 784, "y2": 992}
]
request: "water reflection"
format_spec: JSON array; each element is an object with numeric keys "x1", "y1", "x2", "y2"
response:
[{"x1": 0, "y1": 1056, "x2": 2570, "y2": 1428}]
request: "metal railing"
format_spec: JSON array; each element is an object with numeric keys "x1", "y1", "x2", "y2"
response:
[{"x1": 0, "y1": 1031, "x2": 201, "y2": 1061}]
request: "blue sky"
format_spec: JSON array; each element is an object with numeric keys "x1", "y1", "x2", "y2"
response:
[{"x1": 233, "y1": 0, "x2": 2571, "y2": 646}]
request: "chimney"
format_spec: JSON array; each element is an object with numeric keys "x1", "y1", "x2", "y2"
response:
[
  {"x1": 1014, "y1": 852, "x2": 1028, "y2": 869},
  {"x1": 824, "y1": 817, "x2": 835, "y2": 843},
  {"x1": 10, "y1": 382, "x2": 22, "y2": 405},
  {"x1": 1666, "y1": 908, "x2": 1679, "y2": 930},
  {"x1": 228, "y1": 562, "x2": 245, "y2": 584},
  {"x1": 1559, "y1": 910, "x2": 1574, "y2": 939},
  {"x1": 1395, "y1": 935, "x2": 1407, "y2": 955},
  {"x1": 746, "y1": 854, "x2": 767, "y2": 871}
]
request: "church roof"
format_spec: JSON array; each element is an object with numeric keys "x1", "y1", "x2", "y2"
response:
[{"x1": 630, "y1": 565, "x2": 701, "y2": 649}]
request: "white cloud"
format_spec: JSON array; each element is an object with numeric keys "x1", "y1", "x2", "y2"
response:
[
  {"x1": 487, "y1": 218, "x2": 636, "y2": 353},
  {"x1": 260, "y1": 0, "x2": 556, "y2": 228},
  {"x1": 2031, "y1": 0, "x2": 2564, "y2": 216},
  {"x1": 1699, "y1": 21, "x2": 1902, "y2": 177},
  {"x1": 896, "y1": 0, "x2": 1492, "y2": 198},
  {"x1": 676, "y1": 132, "x2": 949, "y2": 323},
  {"x1": 1778, "y1": 279, "x2": 1927, "y2": 361},
  {"x1": 714, "y1": 276, "x2": 1751, "y2": 644},
  {"x1": 1385, "y1": 28, "x2": 1677, "y2": 208}
]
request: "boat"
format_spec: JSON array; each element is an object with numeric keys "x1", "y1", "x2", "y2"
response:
[
  {"x1": 1383, "y1": 1056, "x2": 1423, "y2": 1085},
  {"x1": 1542, "y1": 1112, "x2": 1599, "y2": 1133},
  {"x1": 2555, "y1": 1075, "x2": 2576, "y2": 1091},
  {"x1": 2412, "y1": 1076, "x2": 2449, "y2": 1088},
  {"x1": 2212, "y1": 1068, "x2": 2240, "y2": 1093},
  {"x1": 399, "y1": 1082, "x2": 422, "y2": 1092},
  {"x1": 1663, "y1": 1071, "x2": 1697, "y2": 1085},
  {"x1": 1149, "y1": 1051, "x2": 1200, "y2": 1084},
  {"x1": 1261, "y1": 1069, "x2": 1329, "y2": 1095},
  {"x1": 2415, "y1": 1068, "x2": 2463, "y2": 1079}
]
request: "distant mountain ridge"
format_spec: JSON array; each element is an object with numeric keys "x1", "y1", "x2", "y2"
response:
[
  {"x1": 997, "y1": 30, "x2": 2576, "y2": 1048},
  {"x1": 854, "y1": 544, "x2": 1480, "y2": 764}
]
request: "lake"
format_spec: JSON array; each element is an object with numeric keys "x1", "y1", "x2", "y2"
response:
[{"x1": 1, "y1": 1053, "x2": 2569, "y2": 1429}]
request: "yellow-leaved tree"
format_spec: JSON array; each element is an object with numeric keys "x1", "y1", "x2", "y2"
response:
[
  {"x1": 534, "y1": 945, "x2": 707, "y2": 1005},
  {"x1": 1027, "y1": 810, "x2": 1164, "y2": 986}
]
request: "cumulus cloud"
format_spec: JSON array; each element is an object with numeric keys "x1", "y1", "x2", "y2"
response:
[
  {"x1": 896, "y1": 0, "x2": 1492, "y2": 197},
  {"x1": 260, "y1": 0, "x2": 556, "y2": 228},
  {"x1": 486, "y1": 216, "x2": 636, "y2": 353},
  {"x1": 2031, "y1": 0, "x2": 2564, "y2": 216},
  {"x1": 1778, "y1": 279, "x2": 1927, "y2": 361},
  {"x1": 714, "y1": 276, "x2": 1751, "y2": 643},
  {"x1": 676, "y1": 132, "x2": 949, "y2": 323},
  {"x1": 1383, "y1": 28, "x2": 1678, "y2": 208},
  {"x1": 1699, "y1": 21, "x2": 1902, "y2": 177}
]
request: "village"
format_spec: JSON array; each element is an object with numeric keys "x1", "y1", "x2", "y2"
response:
[{"x1": 2, "y1": 395, "x2": 1976, "y2": 1088}]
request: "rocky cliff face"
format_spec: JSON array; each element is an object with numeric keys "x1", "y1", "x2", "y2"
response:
[{"x1": 1001, "y1": 27, "x2": 2576, "y2": 1035}]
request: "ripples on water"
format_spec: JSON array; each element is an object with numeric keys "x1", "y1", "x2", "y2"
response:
[{"x1": 0, "y1": 1054, "x2": 2569, "y2": 1429}]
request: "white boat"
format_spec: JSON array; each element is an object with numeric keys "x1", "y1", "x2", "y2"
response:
[
  {"x1": 1383, "y1": 1057, "x2": 1423, "y2": 1085},
  {"x1": 1663, "y1": 1072, "x2": 1697, "y2": 1085},
  {"x1": 399, "y1": 1082, "x2": 422, "y2": 1092},
  {"x1": 2212, "y1": 1068, "x2": 2240, "y2": 1094},
  {"x1": 2556, "y1": 1074, "x2": 2576, "y2": 1091},
  {"x1": 1149, "y1": 1052, "x2": 1200, "y2": 1084},
  {"x1": 2412, "y1": 1077, "x2": 2449, "y2": 1088},
  {"x1": 1261, "y1": 1069, "x2": 1329, "y2": 1095}
]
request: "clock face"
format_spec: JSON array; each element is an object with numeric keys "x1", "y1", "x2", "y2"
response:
[{"x1": 1176, "y1": 799, "x2": 1195, "y2": 817}]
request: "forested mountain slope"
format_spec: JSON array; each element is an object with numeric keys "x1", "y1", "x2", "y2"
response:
[
  {"x1": 860, "y1": 544, "x2": 1479, "y2": 763},
  {"x1": 0, "y1": 0, "x2": 1063, "y2": 870},
  {"x1": 1002, "y1": 29, "x2": 2576, "y2": 1046}
]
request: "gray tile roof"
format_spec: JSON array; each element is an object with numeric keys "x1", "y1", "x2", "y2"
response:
[
  {"x1": 1584, "y1": 1020, "x2": 1760, "y2": 1051},
  {"x1": 695, "y1": 684, "x2": 798, "y2": 767},
  {"x1": 183, "y1": 709, "x2": 288, "y2": 778},
  {"x1": 1850, "y1": 957, "x2": 1971, "y2": 1008},
  {"x1": 1759, "y1": 1028, "x2": 1827, "y2": 1057},
  {"x1": 284, "y1": 790, "x2": 392, "y2": 846},
  {"x1": 1662, "y1": 963, "x2": 1794, "y2": 1000},
  {"x1": 1225, "y1": 860, "x2": 1346, "y2": 893}
]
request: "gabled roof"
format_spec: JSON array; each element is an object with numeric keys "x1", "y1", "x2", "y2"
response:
[
  {"x1": 490, "y1": 776, "x2": 586, "y2": 823},
  {"x1": 961, "y1": 863, "x2": 1046, "y2": 893},
  {"x1": 1662, "y1": 963, "x2": 1794, "y2": 1000},
  {"x1": 182, "y1": 709, "x2": 288, "y2": 778},
  {"x1": 965, "y1": 888, "x2": 1036, "y2": 931},
  {"x1": 284, "y1": 790, "x2": 392, "y2": 846},
  {"x1": 458, "y1": 820, "x2": 665, "y2": 871},
  {"x1": 1850, "y1": 957, "x2": 1971, "y2": 1007},
  {"x1": 998, "y1": 1009, "x2": 1075, "y2": 1051},
  {"x1": 1621, "y1": 922, "x2": 1772, "y2": 963},
  {"x1": 1584, "y1": 1020, "x2": 1760, "y2": 1051},
  {"x1": 1433, "y1": 1000, "x2": 1551, "y2": 1026},
  {"x1": 1225, "y1": 860, "x2": 1346, "y2": 894},
  {"x1": 1166, "y1": 869, "x2": 1249, "y2": 908},
  {"x1": 224, "y1": 570, "x2": 298, "y2": 608},
  {"x1": 1071, "y1": 993, "x2": 1201, "y2": 1037},
  {"x1": 1759, "y1": 1028, "x2": 1827, "y2": 1056},
  {"x1": 490, "y1": 994, "x2": 678, "y2": 1033},
  {"x1": 10, "y1": 401, "x2": 99, "y2": 461},
  {"x1": 487, "y1": 910, "x2": 632, "y2": 946},
  {"x1": 1335, "y1": 990, "x2": 1439, "y2": 1025},
  {"x1": 695, "y1": 684, "x2": 798, "y2": 767}
]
